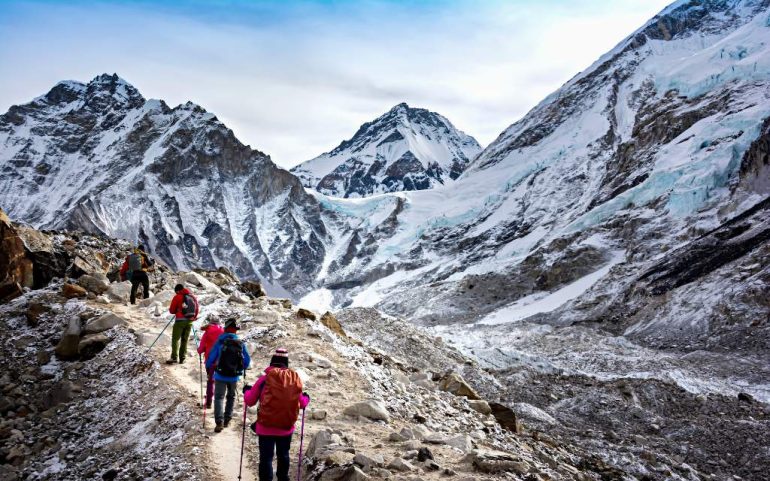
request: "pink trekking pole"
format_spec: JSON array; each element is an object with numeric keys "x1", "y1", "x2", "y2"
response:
[{"x1": 296, "y1": 408, "x2": 306, "y2": 481}]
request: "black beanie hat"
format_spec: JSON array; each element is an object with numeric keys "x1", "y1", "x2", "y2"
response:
[
  {"x1": 270, "y1": 347, "x2": 289, "y2": 368},
  {"x1": 174, "y1": 283, "x2": 184, "y2": 292}
]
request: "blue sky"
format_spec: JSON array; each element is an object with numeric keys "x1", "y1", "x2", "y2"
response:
[{"x1": 0, "y1": 0, "x2": 673, "y2": 167}]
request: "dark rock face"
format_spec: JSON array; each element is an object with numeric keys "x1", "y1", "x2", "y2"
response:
[{"x1": 0, "y1": 74, "x2": 329, "y2": 295}]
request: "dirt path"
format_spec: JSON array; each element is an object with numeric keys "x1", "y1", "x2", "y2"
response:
[{"x1": 112, "y1": 303, "x2": 257, "y2": 481}]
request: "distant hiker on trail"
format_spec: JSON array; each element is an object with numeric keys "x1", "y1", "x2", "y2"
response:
[
  {"x1": 166, "y1": 283, "x2": 199, "y2": 365},
  {"x1": 120, "y1": 245, "x2": 155, "y2": 305},
  {"x1": 206, "y1": 318, "x2": 251, "y2": 432},
  {"x1": 243, "y1": 348, "x2": 309, "y2": 481},
  {"x1": 197, "y1": 316, "x2": 224, "y2": 409}
]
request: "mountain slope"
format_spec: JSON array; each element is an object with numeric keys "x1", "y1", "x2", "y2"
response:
[
  {"x1": 291, "y1": 103, "x2": 481, "y2": 198},
  {"x1": 309, "y1": 0, "x2": 770, "y2": 323},
  {"x1": 0, "y1": 74, "x2": 328, "y2": 294}
]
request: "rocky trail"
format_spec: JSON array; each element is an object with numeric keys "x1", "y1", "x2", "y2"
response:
[{"x1": 5, "y1": 216, "x2": 763, "y2": 480}]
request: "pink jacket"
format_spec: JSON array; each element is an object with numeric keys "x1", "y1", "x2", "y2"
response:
[
  {"x1": 197, "y1": 325, "x2": 224, "y2": 360},
  {"x1": 244, "y1": 366, "x2": 310, "y2": 436}
]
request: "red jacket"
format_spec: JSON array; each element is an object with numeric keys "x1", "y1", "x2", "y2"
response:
[
  {"x1": 197, "y1": 324, "x2": 224, "y2": 360},
  {"x1": 169, "y1": 288, "x2": 199, "y2": 320}
]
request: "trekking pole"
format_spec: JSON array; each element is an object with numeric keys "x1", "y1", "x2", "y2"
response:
[
  {"x1": 198, "y1": 353, "x2": 204, "y2": 406},
  {"x1": 146, "y1": 316, "x2": 175, "y2": 352},
  {"x1": 297, "y1": 408, "x2": 306, "y2": 481},
  {"x1": 238, "y1": 395, "x2": 248, "y2": 481}
]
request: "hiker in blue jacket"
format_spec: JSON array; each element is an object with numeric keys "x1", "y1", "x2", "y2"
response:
[{"x1": 206, "y1": 318, "x2": 251, "y2": 432}]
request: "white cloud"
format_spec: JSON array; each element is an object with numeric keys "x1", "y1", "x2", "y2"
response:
[{"x1": 0, "y1": 0, "x2": 673, "y2": 167}]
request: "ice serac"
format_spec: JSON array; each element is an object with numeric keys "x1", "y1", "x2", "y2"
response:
[
  {"x1": 0, "y1": 73, "x2": 327, "y2": 294},
  {"x1": 291, "y1": 103, "x2": 481, "y2": 198}
]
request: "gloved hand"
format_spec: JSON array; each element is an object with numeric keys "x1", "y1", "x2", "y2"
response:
[
  {"x1": 243, "y1": 384, "x2": 252, "y2": 395},
  {"x1": 303, "y1": 391, "x2": 310, "y2": 401}
]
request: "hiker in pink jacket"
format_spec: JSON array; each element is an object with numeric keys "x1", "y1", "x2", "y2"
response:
[{"x1": 243, "y1": 348, "x2": 310, "y2": 481}]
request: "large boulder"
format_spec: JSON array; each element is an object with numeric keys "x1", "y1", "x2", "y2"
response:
[
  {"x1": 297, "y1": 308, "x2": 317, "y2": 320},
  {"x1": 139, "y1": 289, "x2": 175, "y2": 307},
  {"x1": 438, "y1": 372, "x2": 480, "y2": 400},
  {"x1": 489, "y1": 402, "x2": 522, "y2": 434},
  {"x1": 343, "y1": 400, "x2": 390, "y2": 422},
  {"x1": 464, "y1": 449, "x2": 530, "y2": 474},
  {"x1": 240, "y1": 280, "x2": 266, "y2": 298},
  {"x1": 54, "y1": 316, "x2": 82, "y2": 360},
  {"x1": 468, "y1": 399, "x2": 492, "y2": 415},
  {"x1": 62, "y1": 283, "x2": 87, "y2": 299},
  {"x1": 321, "y1": 311, "x2": 346, "y2": 337},
  {"x1": 77, "y1": 274, "x2": 109, "y2": 295},
  {"x1": 84, "y1": 313, "x2": 127, "y2": 334},
  {"x1": 78, "y1": 333, "x2": 111, "y2": 360},
  {"x1": 106, "y1": 281, "x2": 132, "y2": 302},
  {"x1": 0, "y1": 210, "x2": 34, "y2": 302}
]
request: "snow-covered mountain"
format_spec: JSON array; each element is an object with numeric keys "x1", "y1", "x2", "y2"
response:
[
  {"x1": 291, "y1": 103, "x2": 481, "y2": 197},
  {"x1": 304, "y1": 0, "x2": 770, "y2": 349},
  {"x1": 0, "y1": 73, "x2": 329, "y2": 294}
]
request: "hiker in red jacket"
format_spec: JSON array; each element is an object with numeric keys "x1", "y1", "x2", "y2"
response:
[
  {"x1": 197, "y1": 316, "x2": 224, "y2": 409},
  {"x1": 243, "y1": 348, "x2": 310, "y2": 481},
  {"x1": 166, "y1": 283, "x2": 199, "y2": 364}
]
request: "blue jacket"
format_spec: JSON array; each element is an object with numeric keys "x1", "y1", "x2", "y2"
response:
[{"x1": 206, "y1": 333, "x2": 251, "y2": 382}]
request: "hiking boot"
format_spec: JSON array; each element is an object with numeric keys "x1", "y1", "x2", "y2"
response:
[
  {"x1": 179, "y1": 358, "x2": 185, "y2": 364},
  {"x1": 165, "y1": 359, "x2": 177, "y2": 365},
  {"x1": 223, "y1": 419, "x2": 231, "y2": 428},
  {"x1": 205, "y1": 402, "x2": 212, "y2": 410},
  {"x1": 214, "y1": 422, "x2": 223, "y2": 433}
]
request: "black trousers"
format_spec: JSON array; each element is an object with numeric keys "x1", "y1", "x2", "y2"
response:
[
  {"x1": 258, "y1": 435, "x2": 292, "y2": 481},
  {"x1": 130, "y1": 271, "x2": 150, "y2": 304}
]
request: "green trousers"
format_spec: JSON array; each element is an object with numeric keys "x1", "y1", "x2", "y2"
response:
[{"x1": 170, "y1": 320, "x2": 193, "y2": 362}]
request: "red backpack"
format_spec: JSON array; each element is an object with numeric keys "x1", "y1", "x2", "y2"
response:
[{"x1": 257, "y1": 368, "x2": 303, "y2": 429}]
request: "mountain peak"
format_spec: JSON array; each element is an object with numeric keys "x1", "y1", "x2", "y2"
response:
[
  {"x1": 291, "y1": 104, "x2": 481, "y2": 197},
  {"x1": 84, "y1": 73, "x2": 145, "y2": 108}
]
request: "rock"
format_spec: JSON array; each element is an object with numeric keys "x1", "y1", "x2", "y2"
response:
[
  {"x1": 417, "y1": 447, "x2": 434, "y2": 462},
  {"x1": 387, "y1": 458, "x2": 414, "y2": 472},
  {"x1": 326, "y1": 451, "x2": 356, "y2": 466},
  {"x1": 62, "y1": 282, "x2": 87, "y2": 299},
  {"x1": 55, "y1": 316, "x2": 82, "y2": 359},
  {"x1": 83, "y1": 313, "x2": 127, "y2": 334},
  {"x1": 307, "y1": 429, "x2": 342, "y2": 458},
  {"x1": 240, "y1": 280, "x2": 267, "y2": 298},
  {"x1": 297, "y1": 308, "x2": 317, "y2": 320},
  {"x1": 42, "y1": 380, "x2": 75, "y2": 409},
  {"x1": 139, "y1": 289, "x2": 174, "y2": 307},
  {"x1": 402, "y1": 440, "x2": 421, "y2": 451},
  {"x1": 424, "y1": 459, "x2": 441, "y2": 471},
  {"x1": 389, "y1": 432, "x2": 408, "y2": 442},
  {"x1": 399, "y1": 427, "x2": 415, "y2": 440},
  {"x1": 513, "y1": 403, "x2": 557, "y2": 425},
  {"x1": 446, "y1": 434, "x2": 473, "y2": 453},
  {"x1": 438, "y1": 372, "x2": 480, "y2": 400},
  {"x1": 738, "y1": 392, "x2": 755, "y2": 403},
  {"x1": 78, "y1": 333, "x2": 111, "y2": 361},
  {"x1": 320, "y1": 466, "x2": 370, "y2": 481},
  {"x1": 468, "y1": 400, "x2": 492, "y2": 415},
  {"x1": 183, "y1": 271, "x2": 205, "y2": 286},
  {"x1": 343, "y1": 400, "x2": 390, "y2": 422},
  {"x1": 106, "y1": 281, "x2": 132, "y2": 302},
  {"x1": 228, "y1": 292, "x2": 250, "y2": 304},
  {"x1": 402, "y1": 450, "x2": 418, "y2": 460},
  {"x1": 489, "y1": 403, "x2": 522, "y2": 434},
  {"x1": 308, "y1": 352, "x2": 334, "y2": 369},
  {"x1": 465, "y1": 449, "x2": 529, "y2": 474},
  {"x1": 77, "y1": 274, "x2": 109, "y2": 294},
  {"x1": 70, "y1": 255, "x2": 104, "y2": 277},
  {"x1": 354, "y1": 453, "x2": 385, "y2": 471},
  {"x1": 310, "y1": 409, "x2": 328, "y2": 421},
  {"x1": 424, "y1": 434, "x2": 447, "y2": 445},
  {"x1": 25, "y1": 301, "x2": 50, "y2": 326},
  {"x1": 280, "y1": 299, "x2": 292, "y2": 309},
  {"x1": 0, "y1": 209, "x2": 35, "y2": 302},
  {"x1": 321, "y1": 311, "x2": 346, "y2": 337}
]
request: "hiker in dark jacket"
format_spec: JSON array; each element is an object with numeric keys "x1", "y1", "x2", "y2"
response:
[
  {"x1": 243, "y1": 348, "x2": 309, "y2": 481},
  {"x1": 206, "y1": 318, "x2": 251, "y2": 432},
  {"x1": 124, "y1": 245, "x2": 153, "y2": 305},
  {"x1": 166, "y1": 283, "x2": 199, "y2": 365}
]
